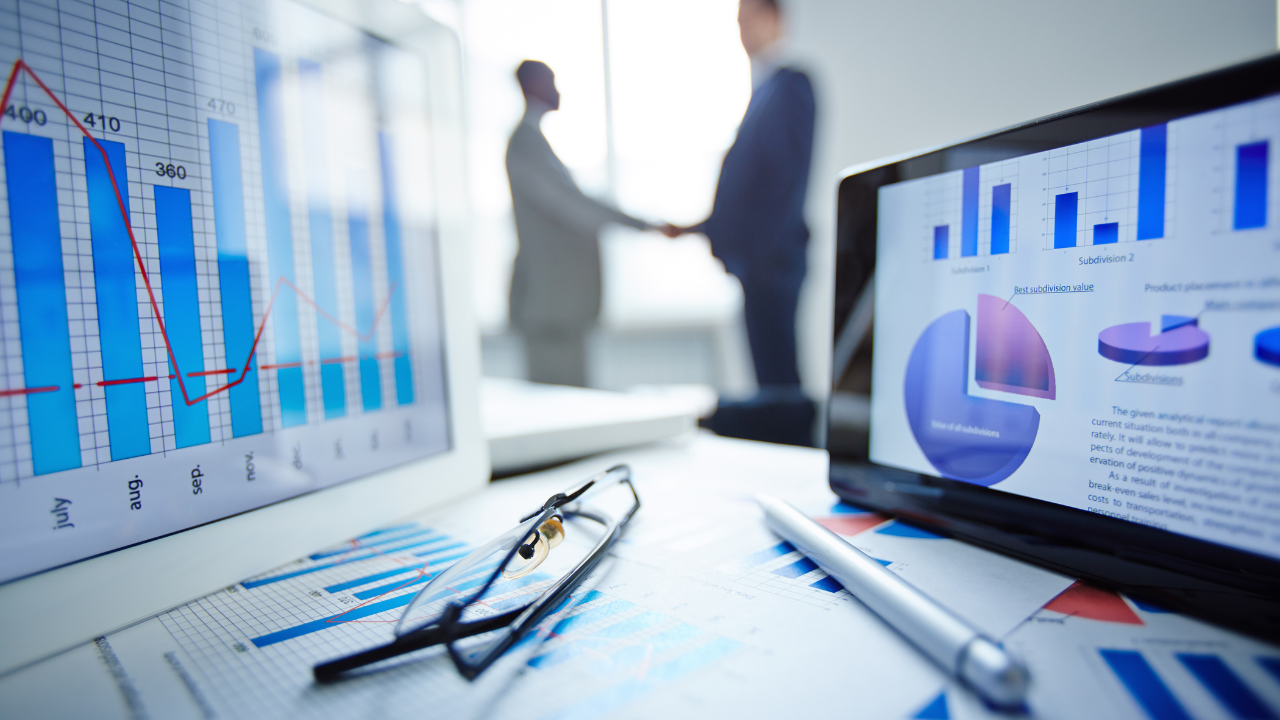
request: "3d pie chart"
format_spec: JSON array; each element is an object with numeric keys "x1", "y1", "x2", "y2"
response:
[
  {"x1": 1098, "y1": 315, "x2": 1210, "y2": 366},
  {"x1": 903, "y1": 294, "x2": 1052, "y2": 487},
  {"x1": 1258, "y1": 327, "x2": 1280, "y2": 367}
]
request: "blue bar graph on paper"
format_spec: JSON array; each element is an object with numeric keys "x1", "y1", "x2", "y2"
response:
[
  {"x1": 1177, "y1": 654, "x2": 1276, "y2": 720},
  {"x1": 1094, "y1": 222, "x2": 1119, "y2": 245},
  {"x1": 772, "y1": 557, "x2": 818, "y2": 578},
  {"x1": 1054, "y1": 192, "x2": 1078, "y2": 249},
  {"x1": 308, "y1": 529, "x2": 443, "y2": 560},
  {"x1": 84, "y1": 137, "x2": 150, "y2": 460},
  {"x1": 933, "y1": 226, "x2": 948, "y2": 260},
  {"x1": 2, "y1": 132, "x2": 80, "y2": 475},
  {"x1": 348, "y1": 204, "x2": 382, "y2": 411},
  {"x1": 1235, "y1": 141, "x2": 1268, "y2": 230},
  {"x1": 254, "y1": 48, "x2": 306, "y2": 426},
  {"x1": 961, "y1": 167, "x2": 978, "y2": 257},
  {"x1": 324, "y1": 566, "x2": 420, "y2": 593},
  {"x1": 811, "y1": 576, "x2": 844, "y2": 593},
  {"x1": 991, "y1": 183, "x2": 1011, "y2": 255},
  {"x1": 1101, "y1": 649, "x2": 1193, "y2": 720},
  {"x1": 379, "y1": 134, "x2": 415, "y2": 405},
  {"x1": 252, "y1": 593, "x2": 415, "y2": 647},
  {"x1": 154, "y1": 186, "x2": 211, "y2": 448},
  {"x1": 354, "y1": 523, "x2": 416, "y2": 540},
  {"x1": 1137, "y1": 124, "x2": 1167, "y2": 240},
  {"x1": 299, "y1": 59, "x2": 346, "y2": 420},
  {"x1": 742, "y1": 541, "x2": 795, "y2": 568},
  {"x1": 208, "y1": 119, "x2": 262, "y2": 437}
]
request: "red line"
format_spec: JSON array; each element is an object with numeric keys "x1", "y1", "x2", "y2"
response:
[
  {"x1": 0, "y1": 59, "x2": 403, "y2": 409},
  {"x1": 188, "y1": 368, "x2": 235, "y2": 377},
  {"x1": 320, "y1": 356, "x2": 356, "y2": 365},
  {"x1": 260, "y1": 362, "x2": 302, "y2": 371},
  {"x1": 73, "y1": 383, "x2": 83, "y2": 389},
  {"x1": 98, "y1": 376, "x2": 159, "y2": 386},
  {"x1": 0, "y1": 386, "x2": 58, "y2": 397}
]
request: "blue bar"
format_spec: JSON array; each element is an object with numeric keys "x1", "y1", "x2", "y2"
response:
[
  {"x1": 84, "y1": 137, "x2": 150, "y2": 460},
  {"x1": 742, "y1": 541, "x2": 794, "y2": 568},
  {"x1": 1054, "y1": 192, "x2": 1078, "y2": 249},
  {"x1": 241, "y1": 537, "x2": 454, "y2": 588},
  {"x1": 308, "y1": 529, "x2": 443, "y2": 560},
  {"x1": 348, "y1": 207, "x2": 381, "y2": 411},
  {"x1": 990, "y1": 183, "x2": 1011, "y2": 254},
  {"x1": 960, "y1": 167, "x2": 979, "y2": 257},
  {"x1": 914, "y1": 693, "x2": 950, "y2": 720},
  {"x1": 549, "y1": 600, "x2": 634, "y2": 637},
  {"x1": 323, "y1": 565, "x2": 422, "y2": 593},
  {"x1": 933, "y1": 226, "x2": 948, "y2": 260},
  {"x1": 1177, "y1": 654, "x2": 1276, "y2": 720},
  {"x1": 772, "y1": 557, "x2": 818, "y2": 578},
  {"x1": 2, "y1": 132, "x2": 80, "y2": 475},
  {"x1": 1235, "y1": 141, "x2": 1268, "y2": 230},
  {"x1": 1094, "y1": 222, "x2": 1119, "y2": 245},
  {"x1": 413, "y1": 542, "x2": 467, "y2": 557},
  {"x1": 252, "y1": 592, "x2": 415, "y2": 647},
  {"x1": 378, "y1": 133, "x2": 415, "y2": 405},
  {"x1": 154, "y1": 186, "x2": 210, "y2": 448},
  {"x1": 299, "y1": 59, "x2": 346, "y2": 420},
  {"x1": 347, "y1": 556, "x2": 490, "y2": 601},
  {"x1": 208, "y1": 119, "x2": 262, "y2": 437},
  {"x1": 1137, "y1": 124, "x2": 1167, "y2": 240},
  {"x1": 351, "y1": 566, "x2": 445, "y2": 600},
  {"x1": 1100, "y1": 649, "x2": 1193, "y2": 720},
  {"x1": 585, "y1": 623, "x2": 704, "y2": 678},
  {"x1": 254, "y1": 48, "x2": 306, "y2": 426},
  {"x1": 811, "y1": 576, "x2": 844, "y2": 592},
  {"x1": 355, "y1": 522, "x2": 417, "y2": 540}
]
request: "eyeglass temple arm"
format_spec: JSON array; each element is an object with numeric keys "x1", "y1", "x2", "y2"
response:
[
  {"x1": 451, "y1": 486, "x2": 640, "y2": 681},
  {"x1": 313, "y1": 607, "x2": 526, "y2": 684}
]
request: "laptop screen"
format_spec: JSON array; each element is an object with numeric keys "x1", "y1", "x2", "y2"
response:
[
  {"x1": 0, "y1": 0, "x2": 452, "y2": 584},
  {"x1": 869, "y1": 91, "x2": 1280, "y2": 561}
]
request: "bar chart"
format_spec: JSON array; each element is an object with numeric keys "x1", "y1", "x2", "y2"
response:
[
  {"x1": 0, "y1": 49, "x2": 423, "y2": 477},
  {"x1": 144, "y1": 517, "x2": 742, "y2": 720},
  {"x1": 926, "y1": 159, "x2": 1018, "y2": 261},
  {"x1": 1044, "y1": 124, "x2": 1173, "y2": 249},
  {"x1": 0, "y1": 0, "x2": 451, "y2": 585}
]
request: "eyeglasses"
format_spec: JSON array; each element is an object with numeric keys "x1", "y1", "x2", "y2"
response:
[{"x1": 313, "y1": 464, "x2": 640, "y2": 683}]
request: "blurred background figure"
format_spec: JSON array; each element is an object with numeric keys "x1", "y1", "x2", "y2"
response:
[
  {"x1": 507, "y1": 60, "x2": 655, "y2": 387},
  {"x1": 665, "y1": 0, "x2": 817, "y2": 445}
]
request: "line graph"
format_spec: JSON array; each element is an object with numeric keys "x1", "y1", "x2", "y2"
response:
[{"x1": 1, "y1": 57, "x2": 400, "y2": 408}]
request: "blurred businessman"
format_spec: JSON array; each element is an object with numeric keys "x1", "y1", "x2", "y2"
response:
[
  {"x1": 664, "y1": 0, "x2": 816, "y2": 442},
  {"x1": 507, "y1": 60, "x2": 654, "y2": 387}
]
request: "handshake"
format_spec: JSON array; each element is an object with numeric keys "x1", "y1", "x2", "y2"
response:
[{"x1": 658, "y1": 223, "x2": 693, "y2": 239}]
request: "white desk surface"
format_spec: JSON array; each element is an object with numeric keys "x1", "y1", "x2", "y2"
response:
[{"x1": 1, "y1": 433, "x2": 1275, "y2": 720}]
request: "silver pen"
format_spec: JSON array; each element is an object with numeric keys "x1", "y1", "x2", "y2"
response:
[{"x1": 756, "y1": 494, "x2": 1029, "y2": 708}]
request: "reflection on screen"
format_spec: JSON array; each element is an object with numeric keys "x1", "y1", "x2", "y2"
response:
[
  {"x1": 871, "y1": 93, "x2": 1280, "y2": 560},
  {"x1": 0, "y1": 0, "x2": 450, "y2": 583}
]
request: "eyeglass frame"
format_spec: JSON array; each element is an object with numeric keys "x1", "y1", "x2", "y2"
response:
[{"x1": 313, "y1": 464, "x2": 639, "y2": 683}]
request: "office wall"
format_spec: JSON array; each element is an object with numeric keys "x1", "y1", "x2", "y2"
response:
[{"x1": 786, "y1": 0, "x2": 1278, "y2": 400}]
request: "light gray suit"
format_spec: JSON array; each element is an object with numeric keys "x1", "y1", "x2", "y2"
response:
[{"x1": 506, "y1": 105, "x2": 649, "y2": 386}]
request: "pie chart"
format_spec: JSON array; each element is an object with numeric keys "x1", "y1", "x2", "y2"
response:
[
  {"x1": 903, "y1": 295, "x2": 1049, "y2": 487},
  {"x1": 1258, "y1": 327, "x2": 1280, "y2": 367},
  {"x1": 1098, "y1": 315, "x2": 1210, "y2": 366}
]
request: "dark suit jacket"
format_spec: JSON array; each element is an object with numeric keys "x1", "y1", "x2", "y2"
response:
[{"x1": 696, "y1": 67, "x2": 815, "y2": 288}]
